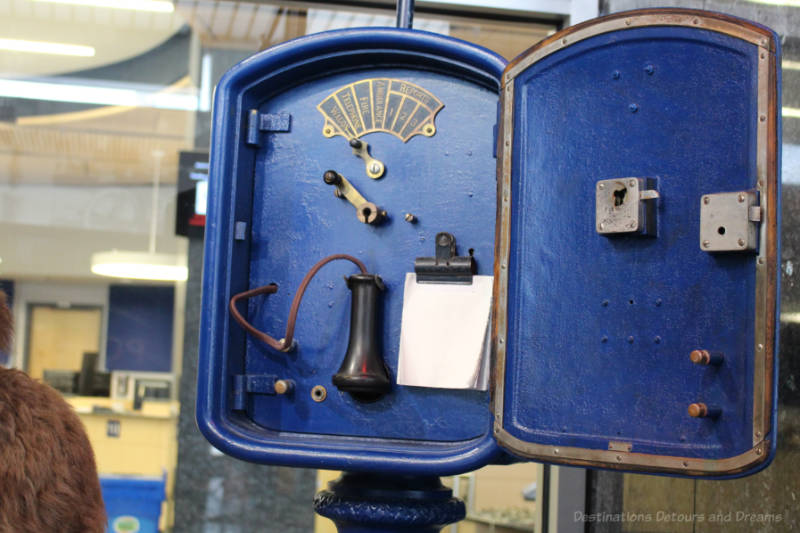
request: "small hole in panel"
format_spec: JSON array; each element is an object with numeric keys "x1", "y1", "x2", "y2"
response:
[
  {"x1": 628, "y1": 299, "x2": 634, "y2": 305},
  {"x1": 468, "y1": 248, "x2": 474, "y2": 256},
  {"x1": 717, "y1": 226, "x2": 726, "y2": 235}
]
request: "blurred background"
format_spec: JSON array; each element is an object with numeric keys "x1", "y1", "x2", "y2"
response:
[{"x1": 0, "y1": 0, "x2": 796, "y2": 532}]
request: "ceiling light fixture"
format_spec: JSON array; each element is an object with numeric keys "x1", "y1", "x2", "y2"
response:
[
  {"x1": 0, "y1": 38, "x2": 95, "y2": 57},
  {"x1": 742, "y1": 0, "x2": 800, "y2": 6},
  {"x1": 0, "y1": 78, "x2": 198, "y2": 111},
  {"x1": 91, "y1": 251, "x2": 187, "y2": 281},
  {"x1": 785, "y1": 107, "x2": 800, "y2": 119},
  {"x1": 32, "y1": 0, "x2": 175, "y2": 13},
  {"x1": 91, "y1": 151, "x2": 188, "y2": 282},
  {"x1": 784, "y1": 60, "x2": 800, "y2": 70}
]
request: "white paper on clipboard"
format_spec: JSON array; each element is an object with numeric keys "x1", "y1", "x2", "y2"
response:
[{"x1": 397, "y1": 273, "x2": 493, "y2": 390}]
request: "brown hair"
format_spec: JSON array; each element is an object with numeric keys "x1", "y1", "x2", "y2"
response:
[
  {"x1": 0, "y1": 290, "x2": 11, "y2": 354},
  {"x1": 0, "y1": 291, "x2": 106, "y2": 533}
]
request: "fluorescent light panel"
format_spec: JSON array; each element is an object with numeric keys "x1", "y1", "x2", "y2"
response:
[
  {"x1": 32, "y1": 0, "x2": 174, "y2": 13},
  {"x1": 784, "y1": 60, "x2": 800, "y2": 70},
  {"x1": 0, "y1": 78, "x2": 197, "y2": 111},
  {"x1": 743, "y1": 0, "x2": 800, "y2": 6},
  {"x1": 786, "y1": 107, "x2": 800, "y2": 119},
  {"x1": 0, "y1": 38, "x2": 94, "y2": 57},
  {"x1": 91, "y1": 251, "x2": 187, "y2": 282}
]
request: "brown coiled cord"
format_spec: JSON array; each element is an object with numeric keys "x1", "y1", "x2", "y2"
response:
[{"x1": 229, "y1": 254, "x2": 368, "y2": 352}]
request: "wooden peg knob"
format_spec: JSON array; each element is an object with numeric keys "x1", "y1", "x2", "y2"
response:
[
  {"x1": 688, "y1": 403, "x2": 720, "y2": 418},
  {"x1": 274, "y1": 379, "x2": 294, "y2": 395},
  {"x1": 690, "y1": 349, "x2": 723, "y2": 365}
]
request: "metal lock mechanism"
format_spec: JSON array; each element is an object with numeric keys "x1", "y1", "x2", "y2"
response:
[
  {"x1": 596, "y1": 178, "x2": 659, "y2": 236},
  {"x1": 699, "y1": 191, "x2": 761, "y2": 252}
]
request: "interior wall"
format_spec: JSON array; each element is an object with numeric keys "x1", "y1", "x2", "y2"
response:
[
  {"x1": 26, "y1": 304, "x2": 102, "y2": 379},
  {"x1": 11, "y1": 280, "x2": 109, "y2": 370}
]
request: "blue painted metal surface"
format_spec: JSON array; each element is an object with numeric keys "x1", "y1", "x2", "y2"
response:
[
  {"x1": 314, "y1": 473, "x2": 464, "y2": 533},
  {"x1": 198, "y1": 28, "x2": 507, "y2": 475},
  {"x1": 499, "y1": 20, "x2": 780, "y2": 476},
  {"x1": 199, "y1": 9, "x2": 780, "y2": 481}
]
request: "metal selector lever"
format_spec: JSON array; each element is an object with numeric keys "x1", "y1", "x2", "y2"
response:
[
  {"x1": 349, "y1": 139, "x2": 385, "y2": 179},
  {"x1": 324, "y1": 170, "x2": 386, "y2": 224}
]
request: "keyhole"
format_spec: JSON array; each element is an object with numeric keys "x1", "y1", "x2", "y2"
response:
[
  {"x1": 362, "y1": 206, "x2": 372, "y2": 218},
  {"x1": 613, "y1": 187, "x2": 627, "y2": 207}
]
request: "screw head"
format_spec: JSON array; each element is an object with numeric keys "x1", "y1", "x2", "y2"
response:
[
  {"x1": 404, "y1": 213, "x2": 416, "y2": 223},
  {"x1": 598, "y1": 223, "x2": 605, "y2": 231},
  {"x1": 628, "y1": 221, "x2": 636, "y2": 229},
  {"x1": 612, "y1": 70, "x2": 621, "y2": 80},
  {"x1": 738, "y1": 238, "x2": 746, "y2": 247},
  {"x1": 629, "y1": 103, "x2": 639, "y2": 113},
  {"x1": 703, "y1": 196, "x2": 710, "y2": 205},
  {"x1": 349, "y1": 138, "x2": 363, "y2": 149},
  {"x1": 644, "y1": 64, "x2": 654, "y2": 75},
  {"x1": 628, "y1": 179, "x2": 637, "y2": 187},
  {"x1": 738, "y1": 193, "x2": 746, "y2": 203},
  {"x1": 369, "y1": 162, "x2": 382, "y2": 175},
  {"x1": 598, "y1": 183, "x2": 605, "y2": 190},
  {"x1": 702, "y1": 240, "x2": 710, "y2": 248}
]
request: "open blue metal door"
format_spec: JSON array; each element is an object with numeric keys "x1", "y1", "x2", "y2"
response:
[{"x1": 493, "y1": 9, "x2": 781, "y2": 477}]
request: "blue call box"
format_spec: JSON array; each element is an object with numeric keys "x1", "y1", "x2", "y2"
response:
[{"x1": 197, "y1": 9, "x2": 781, "y2": 478}]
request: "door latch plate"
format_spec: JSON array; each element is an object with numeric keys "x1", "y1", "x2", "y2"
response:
[
  {"x1": 699, "y1": 191, "x2": 760, "y2": 252},
  {"x1": 596, "y1": 178, "x2": 659, "y2": 236}
]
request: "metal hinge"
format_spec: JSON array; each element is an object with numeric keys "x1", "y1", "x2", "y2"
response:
[
  {"x1": 232, "y1": 374, "x2": 278, "y2": 410},
  {"x1": 246, "y1": 110, "x2": 292, "y2": 146}
]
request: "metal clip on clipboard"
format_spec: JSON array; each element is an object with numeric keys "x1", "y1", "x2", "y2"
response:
[{"x1": 413, "y1": 232, "x2": 476, "y2": 284}]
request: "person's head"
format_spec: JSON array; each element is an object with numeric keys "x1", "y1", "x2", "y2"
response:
[
  {"x1": 0, "y1": 288, "x2": 106, "y2": 532},
  {"x1": 0, "y1": 290, "x2": 11, "y2": 353}
]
